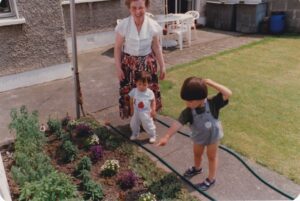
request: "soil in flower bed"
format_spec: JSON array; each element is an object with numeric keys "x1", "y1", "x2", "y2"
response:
[{"x1": 1, "y1": 132, "x2": 148, "y2": 201}]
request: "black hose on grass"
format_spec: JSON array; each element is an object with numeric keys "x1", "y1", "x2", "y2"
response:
[
  {"x1": 107, "y1": 124, "x2": 217, "y2": 201},
  {"x1": 155, "y1": 117, "x2": 295, "y2": 200}
]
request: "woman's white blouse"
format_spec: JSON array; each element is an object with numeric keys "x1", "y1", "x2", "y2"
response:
[{"x1": 115, "y1": 16, "x2": 162, "y2": 56}]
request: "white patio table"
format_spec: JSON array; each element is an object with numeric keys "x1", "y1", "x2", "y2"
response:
[{"x1": 154, "y1": 14, "x2": 193, "y2": 49}]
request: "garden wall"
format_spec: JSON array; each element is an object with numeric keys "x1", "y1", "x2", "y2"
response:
[
  {"x1": 268, "y1": 0, "x2": 300, "y2": 32},
  {"x1": 62, "y1": 0, "x2": 165, "y2": 34},
  {"x1": 0, "y1": 0, "x2": 69, "y2": 76}
]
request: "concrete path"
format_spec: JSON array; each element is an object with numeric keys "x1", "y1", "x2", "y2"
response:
[{"x1": 0, "y1": 28, "x2": 299, "y2": 200}]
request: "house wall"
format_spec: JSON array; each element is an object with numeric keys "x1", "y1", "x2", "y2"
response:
[
  {"x1": 268, "y1": 0, "x2": 300, "y2": 32},
  {"x1": 0, "y1": 0, "x2": 69, "y2": 76},
  {"x1": 62, "y1": 0, "x2": 165, "y2": 34}
]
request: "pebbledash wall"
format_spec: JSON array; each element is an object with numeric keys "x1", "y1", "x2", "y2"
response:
[
  {"x1": 0, "y1": 0, "x2": 69, "y2": 76},
  {"x1": 0, "y1": 0, "x2": 164, "y2": 77},
  {"x1": 62, "y1": 0, "x2": 164, "y2": 34},
  {"x1": 268, "y1": 0, "x2": 300, "y2": 33}
]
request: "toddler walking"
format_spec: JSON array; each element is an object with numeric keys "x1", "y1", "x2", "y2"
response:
[
  {"x1": 129, "y1": 71, "x2": 157, "y2": 143},
  {"x1": 157, "y1": 77, "x2": 232, "y2": 190}
]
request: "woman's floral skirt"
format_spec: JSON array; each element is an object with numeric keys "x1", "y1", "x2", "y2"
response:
[{"x1": 119, "y1": 52, "x2": 162, "y2": 119}]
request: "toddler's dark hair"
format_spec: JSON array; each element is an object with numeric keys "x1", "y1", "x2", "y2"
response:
[
  {"x1": 135, "y1": 71, "x2": 151, "y2": 83},
  {"x1": 180, "y1": 77, "x2": 207, "y2": 100}
]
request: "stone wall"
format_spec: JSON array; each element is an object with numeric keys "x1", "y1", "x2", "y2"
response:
[
  {"x1": 0, "y1": 0, "x2": 69, "y2": 76},
  {"x1": 268, "y1": 0, "x2": 300, "y2": 32},
  {"x1": 62, "y1": 0, "x2": 164, "y2": 34}
]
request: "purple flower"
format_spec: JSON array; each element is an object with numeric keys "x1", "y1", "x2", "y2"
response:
[
  {"x1": 75, "y1": 123, "x2": 92, "y2": 137},
  {"x1": 90, "y1": 145, "x2": 103, "y2": 162},
  {"x1": 117, "y1": 170, "x2": 137, "y2": 190}
]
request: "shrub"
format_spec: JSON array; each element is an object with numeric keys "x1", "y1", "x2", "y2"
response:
[
  {"x1": 138, "y1": 192, "x2": 157, "y2": 201},
  {"x1": 95, "y1": 126, "x2": 110, "y2": 142},
  {"x1": 100, "y1": 159, "x2": 120, "y2": 177},
  {"x1": 117, "y1": 170, "x2": 137, "y2": 190},
  {"x1": 47, "y1": 118, "x2": 62, "y2": 134},
  {"x1": 82, "y1": 180, "x2": 104, "y2": 201},
  {"x1": 12, "y1": 152, "x2": 53, "y2": 186},
  {"x1": 77, "y1": 170, "x2": 91, "y2": 184},
  {"x1": 75, "y1": 123, "x2": 93, "y2": 137},
  {"x1": 67, "y1": 119, "x2": 78, "y2": 131},
  {"x1": 9, "y1": 106, "x2": 45, "y2": 152},
  {"x1": 149, "y1": 173, "x2": 181, "y2": 199},
  {"x1": 61, "y1": 115, "x2": 71, "y2": 127},
  {"x1": 90, "y1": 145, "x2": 103, "y2": 163},
  {"x1": 75, "y1": 156, "x2": 92, "y2": 174},
  {"x1": 61, "y1": 140, "x2": 77, "y2": 163},
  {"x1": 19, "y1": 171, "x2": 78, "y2": 201}
]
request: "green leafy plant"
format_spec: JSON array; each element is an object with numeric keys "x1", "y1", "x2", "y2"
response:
[
  {"x1": 75, "y1": 156, "x2": 92, "y2": 175},
  {"x1": 61, "y1": 114, "x2": 72, "y2": 127},
  {"x1": 100, "y1": 159, "x2": 120, "y2": 177},
  {"x1": 77, "y1": 170, "x2": 91, "y2": 184},
  {"x1": 82, "y1": 180, "x2": 104, "y2": 201},
  {"x1": 12, "y1": 152, "x2": 53, "y2": 186},
  {"x1": 9, "y1": 106, "x2": 45, "y2": 153},
  {"x1": 95, "y1": 126, "x2": 110, "y2": 142},
  {"x1": 149, "y1": 173, "x2": 181, "y2": 199},
  {"x1": 138, "y1": 192, "x2": 157, "y2": 201},
  {"x1": 19, "y1": 171, "x2": 78, "y2": 201},
  {"x1": 61, "y1": 140, "x2": 77, "y2": 163},
  {"x1": 47, "y1": 117, "x2": 62, "y2": 136}
]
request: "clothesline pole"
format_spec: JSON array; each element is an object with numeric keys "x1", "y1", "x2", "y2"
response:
[{"x1": 70, "y1": 0, "x2": 80, "y2": 119}]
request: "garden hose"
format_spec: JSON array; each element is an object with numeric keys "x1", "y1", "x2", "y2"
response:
[
  {"x1": 107, "y1": 124, "x2": 217, "y2": 201},
  {"x1": 155, "y1": 117, "x2": 295, "y2": 200}
]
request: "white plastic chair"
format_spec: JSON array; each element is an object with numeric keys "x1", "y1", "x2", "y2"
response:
[
  {"x1": 116, "y1": 19, "x2": 122, "y2": 25},
  {"x1": 168, "y1": 19, "x2": 191, "y2": 50},
  {"x1": 185, "y1": 10, "x2": 200, "y2": 38}
]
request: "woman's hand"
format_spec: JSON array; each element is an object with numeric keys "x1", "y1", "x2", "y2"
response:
[
  {"x1": 116, "y1": 68, "x2": 125, "y2": 81},
  {"x1": 159, "y1": 67, "x2": 166, "y2": 80}
]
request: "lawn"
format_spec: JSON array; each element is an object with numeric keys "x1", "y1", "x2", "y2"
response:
[{"x1": 160, "y1": 35, "x2": 300, "y2": 184}]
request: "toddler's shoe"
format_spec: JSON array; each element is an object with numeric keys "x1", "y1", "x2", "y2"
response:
[
  {"x1": 130, "y1": 135, "x2": 138, "y2": 141},
  {"x1": 149, "y1": 136, "x2": 156, "y2": 143}
]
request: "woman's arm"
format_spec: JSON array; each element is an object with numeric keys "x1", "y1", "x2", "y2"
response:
[
  {"x1": 204, "y1": 79, "x2": 232, "y2": 100},
  {"x1": 152, "y1": 35, "x2": 166, "y2": 80},
  {"x1": 129, "y1": 97, "x2": 134, "y2": 116},
  {"x1": 114, "y1": 32, "x2": 125, "y2": 81}
]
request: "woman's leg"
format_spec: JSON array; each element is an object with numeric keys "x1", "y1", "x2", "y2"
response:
[
  {"x1": 193, "y1": 143, "x2": 205, "y2": 170},
  {"x1": 206, "y1": 142, "x2": 219, "y2": 181}
]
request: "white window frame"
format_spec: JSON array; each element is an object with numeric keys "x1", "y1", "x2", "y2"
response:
[{"x1": 0, "y1": 0, "x2": 19, "y2": 18}]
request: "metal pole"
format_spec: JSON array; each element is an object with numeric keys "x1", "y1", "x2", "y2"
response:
[{"x1": 70, "y1": 0, "x2": 80, "y2": 118}]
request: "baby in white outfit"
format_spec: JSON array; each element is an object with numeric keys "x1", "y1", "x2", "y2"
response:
[{"x1": 129, "y1": 71, "x2": 156, "y2": 143}]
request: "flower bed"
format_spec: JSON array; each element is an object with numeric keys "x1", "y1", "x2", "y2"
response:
[{"x1": 1, "y1": 106, "x2": 199, "y2": 201}]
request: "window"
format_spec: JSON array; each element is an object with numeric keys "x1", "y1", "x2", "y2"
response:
[{"x1": 0, "y1": 0, "x2": 15, "y2": 18}]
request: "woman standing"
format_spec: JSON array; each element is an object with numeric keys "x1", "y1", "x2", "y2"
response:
[{"x1": 114, "y1": 0, "x2": 166, "y2": 119}]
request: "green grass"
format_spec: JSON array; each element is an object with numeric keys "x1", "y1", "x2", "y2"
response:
[{"x1": 160, "y1": 35, "x2": 300, "y2": 183}]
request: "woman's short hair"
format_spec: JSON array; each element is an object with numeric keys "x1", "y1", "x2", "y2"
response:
[
  {"x1": 125, "y1": 0, "x2": 150, "y2": 8},
  {"x1": 135, "y1": 71, "x2": 151, "y2": 83},
  {"x1": 180, "y1": 77, "x2": 207, "y2": 100}
]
